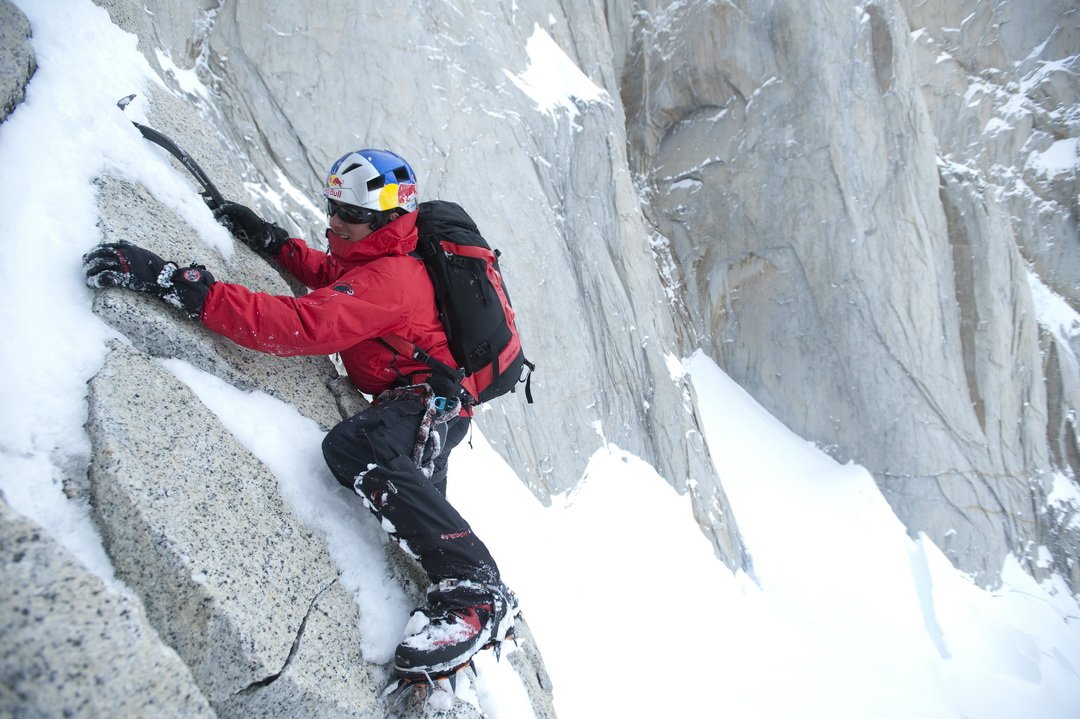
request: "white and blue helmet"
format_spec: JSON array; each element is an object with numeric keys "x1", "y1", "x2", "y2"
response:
[{"x1": 323, "y1": 149, "x2": 418, "y2": 213}]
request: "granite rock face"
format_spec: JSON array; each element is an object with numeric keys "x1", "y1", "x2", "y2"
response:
[
  {"x1": 0, "y1": 0, "x2": 34, "y2": 122},
  {"x1": 618, "y1": 0, "x2": 1079, "y2": 588},
  {"x1": 86, "y1": 341, "x2": 346, "y2": 704},
  {"x1": 0, "y1": 499, "x2": 214, "y2": 719}
]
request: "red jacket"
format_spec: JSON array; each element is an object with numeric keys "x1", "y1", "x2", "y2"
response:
[{"x1": 201, "y1": 211, "x2": 458, "y2": 396}]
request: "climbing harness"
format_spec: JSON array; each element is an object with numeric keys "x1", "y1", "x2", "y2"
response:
[{"x1": 375, "y1": 383, "x2": 462, "y2": 478}]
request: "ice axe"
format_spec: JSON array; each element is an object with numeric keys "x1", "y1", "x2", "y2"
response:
[{"x1": 117, "y1": 93, "x2": 226, "y2": 210}]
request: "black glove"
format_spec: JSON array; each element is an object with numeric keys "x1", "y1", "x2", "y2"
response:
[
  {"x1": 168, "y1": 265, "x2": 216, "y2": 318},
  {"x1": 213, "y1": 202, "x2": 289, "y2": 256},
  {"x1": 83, "y1": 241, "x2": 215, "y2": 318}
]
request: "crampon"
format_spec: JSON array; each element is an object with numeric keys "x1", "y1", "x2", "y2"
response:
[
  {"x1": 381, "y1": 626, "x2": 517, "y2": 718},
  {"x1": 382, "y1": 659, "x2": 477, "y2": 717}
]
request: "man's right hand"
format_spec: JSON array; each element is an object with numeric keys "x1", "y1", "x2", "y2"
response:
[
  {"x1": 214, "y1": 202, "x2": 289, "y2": 256},
  {"x1": 82, "y1": 241, "x2": 215, "y2": 318},
  {"x1": 83, "y1": 241, "x2": 174, "y2": 295}
]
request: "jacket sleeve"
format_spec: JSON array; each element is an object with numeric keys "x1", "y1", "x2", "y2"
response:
[
  {"x1": 273, "y1": 237, "x2": 340, "y2": 289},
  {"x1": 200, "y1": 278, "x2": 410, "y2": 357}
]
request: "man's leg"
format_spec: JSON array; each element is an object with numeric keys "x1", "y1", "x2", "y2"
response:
[
  {"x1": 322, "y1": 397, "x2": 498, "y2": 584},
  {"x1": 322, "y1": 396, "x2": 515, "y2": 677}
]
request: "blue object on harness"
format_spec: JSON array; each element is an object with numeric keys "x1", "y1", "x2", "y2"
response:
[{"x1": 374, "y1": 384, "x2": 462, "y2": 478}]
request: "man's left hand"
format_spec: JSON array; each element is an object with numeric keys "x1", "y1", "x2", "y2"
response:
[{"x1": 214, "y1": 202, "x2": 289, "y2": 256}]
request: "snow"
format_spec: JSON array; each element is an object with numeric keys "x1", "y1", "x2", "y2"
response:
[
  {"x1": 1027, "y1": 137, "x2": 1079, "y2": 179},
  {"x1": 1028, "y1": 268, "x2": 1080, "y2": 347},
  {"x1": 503, "y1": 23, "x2": 610, "y2": 123},
  {"x1": 2, "y1": 2, "x2": 1080, "y2": 718}
]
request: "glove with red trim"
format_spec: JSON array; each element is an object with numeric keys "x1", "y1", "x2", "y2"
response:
[{"x1": 83, "y1": 241, "x2": 215, "y2": 318}]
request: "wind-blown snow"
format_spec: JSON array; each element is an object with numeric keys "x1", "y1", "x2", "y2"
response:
[
  {"x1": 503, "y1": 23, "x2": 610, "y2": 123},
  {"x1": 1028, "y1": 268, "x2": 1080, "y2": 347},
  {"x1": 1028, "y1": 137, "x2": 1079, "y2": 179},
  {"x1": 1, "y1": 2, "x2": 1079, "y2": 718}
]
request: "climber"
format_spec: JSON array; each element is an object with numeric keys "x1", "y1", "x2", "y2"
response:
[{"x1": 82, "y1": 149, "x2": 516, "y2": 680}]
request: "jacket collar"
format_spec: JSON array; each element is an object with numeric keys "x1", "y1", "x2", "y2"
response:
[{"x1": 325, "y1": 210, "x2": 418, "y2": 264}]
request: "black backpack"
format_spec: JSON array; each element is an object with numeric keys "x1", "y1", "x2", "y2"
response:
[{"x1": 383, "y1": 200, "x2": 534, "y2": 405}]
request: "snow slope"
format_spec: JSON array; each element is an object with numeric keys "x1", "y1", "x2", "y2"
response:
[{"x1": 1, "y1": 2, "x2": 1078, "y2": 717}]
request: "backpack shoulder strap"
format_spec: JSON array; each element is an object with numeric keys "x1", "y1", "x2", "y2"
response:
[{"x1": 379, "y1": 335, "x2": 469, "y2": 400}]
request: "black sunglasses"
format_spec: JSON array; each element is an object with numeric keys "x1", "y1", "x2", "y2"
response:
[{"x1": 327, "y1": 199, "x2": 377, "y2": 225}]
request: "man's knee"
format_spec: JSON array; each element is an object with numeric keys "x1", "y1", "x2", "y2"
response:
[
  {"x1": 321, "y1": 421, "x2": 345, "y2": 464},
  {"x1": 322, "y1": 418, "x2": 369, "y2": 490}
]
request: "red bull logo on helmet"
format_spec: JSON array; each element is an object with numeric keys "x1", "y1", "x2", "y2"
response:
[
  {"x1": 378, "y1": 182, "x2": 418, "y2": 212},
  {"x1": 324, "y1": 174, "x2": 344, "y2": 199},
  {"x1": 397, "y1": 183, "x2": 418, "y2": 212}
]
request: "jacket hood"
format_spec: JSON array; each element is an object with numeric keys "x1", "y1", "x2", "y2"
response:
[{"x1": 325, "y1": 210, "x2": 418, "y2": 264}]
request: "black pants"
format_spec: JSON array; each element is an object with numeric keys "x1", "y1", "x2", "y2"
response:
[{"x1": 322, "y1": 395, "x2": 500, "y2": 585}]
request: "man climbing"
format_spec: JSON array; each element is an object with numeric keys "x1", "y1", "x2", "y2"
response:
[{"x1": 83, "y1": 149, "x2": 516, "y2": 680}]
